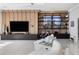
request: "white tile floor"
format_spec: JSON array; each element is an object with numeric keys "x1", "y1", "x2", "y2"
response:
[
  {"x1": 0, "y1": 39, "x2": 78, "y2": 55},
  {"x1": 58, "y1": 39, "x2": 79, "y2": 55},
  {"x1": 0, "y1": 40, "x2": 35, "y2": 55}
]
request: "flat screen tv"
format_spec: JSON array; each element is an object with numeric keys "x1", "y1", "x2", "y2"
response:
[{"x1": 10, "y1": 21, "x2": 29, "y2": 32}]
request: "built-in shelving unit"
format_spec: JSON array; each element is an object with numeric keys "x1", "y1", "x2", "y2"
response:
[{"x1": 38, "y1": 12, "x2": 69, "y2": 34}]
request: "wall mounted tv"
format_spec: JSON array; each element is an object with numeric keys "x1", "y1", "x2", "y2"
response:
[{"x1": 10, "y1": 21, "x2": 29, "y2": 32}]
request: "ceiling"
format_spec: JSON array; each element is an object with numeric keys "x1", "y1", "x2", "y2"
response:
[{"x1": 0, "y1": 3, "x2": 78, "y2": 11}]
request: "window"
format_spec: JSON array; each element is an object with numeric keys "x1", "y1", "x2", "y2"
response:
[
  {"x1": 38, "y1": 13, "x2": 68, "y2": 34},
  {"x1": 53, "y1": 16, "x2": 61, "y2": 28},
  {"x1": 53, "y1": 16, "x2": 61, "y2": 21},
  {"x1": 42, "y1": 16, "x2": 52, "y2": 28}
]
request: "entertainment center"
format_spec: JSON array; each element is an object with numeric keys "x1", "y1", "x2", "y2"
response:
[
  {"x1": 38, "y1": 11, "x2": 70, "y2": 39},
  {"x1": 1, "y1": 10, "x2": 70, "y2": 40}
]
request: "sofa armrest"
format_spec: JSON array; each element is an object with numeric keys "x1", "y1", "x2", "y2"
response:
[{"x1": 34, "y1": 39, "x2": 45, "y2": 45}]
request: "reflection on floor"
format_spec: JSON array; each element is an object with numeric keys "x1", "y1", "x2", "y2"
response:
[
  {"x1": 0, "y1": 42, "x2": 13, "y2": 48},
  {"x1": 0, "y1": 39, "x2": 78, "y2": 55},
  {"x1": 0, "y1": 40, "x2": 35, "y2": 55}
]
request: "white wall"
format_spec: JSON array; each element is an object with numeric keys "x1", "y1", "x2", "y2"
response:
[
  {"x1": 69, "y1": 5, "x2": 79, "y2": 42},
  {"x1": 0, "y1": 12, "x2": 2, "y2": 34}
]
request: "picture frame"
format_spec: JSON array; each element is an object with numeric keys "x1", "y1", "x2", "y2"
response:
[{"x1": 71, "y1": 21, "x2": 74, "y2": 27}]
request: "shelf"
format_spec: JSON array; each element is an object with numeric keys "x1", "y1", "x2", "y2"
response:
[
  {"x1": 38, "y1": 28, "x2": 68, "y2": 29},
  {"x1": 38, "y1": 17, "x2": 68, "y2": 19},
  {"x1": 38, "y1": 24, "x2": 68, "y2": 26},
  {"x1": 38, "y1": 12, "x2": 69, "y2": 33},
  {"x1": 38, "y1": 20, "x2": 68, "y2": 22}
]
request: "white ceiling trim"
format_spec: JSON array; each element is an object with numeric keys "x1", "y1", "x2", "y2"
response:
[{"x1": 0, "y1": 3, "x2": 78, "y2": 12}]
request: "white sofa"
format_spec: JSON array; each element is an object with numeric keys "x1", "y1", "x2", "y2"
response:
[
  {"x1": 30, "y1": 34, "x2": 63, "y2": 55},
  {"x1": 34, "y1": 34, "x2": 55, "y2": 49}
]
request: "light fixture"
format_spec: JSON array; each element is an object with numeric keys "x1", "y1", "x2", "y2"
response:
[
  {"x1": 30, "y1": 3, "x2": 45, "y2": 6},
  {"x1": 66, "y1": 15, "x2": 68, "y2": 17},
  {"x1": 30, "y1": 3, "x2": 34, "y2": 5}
]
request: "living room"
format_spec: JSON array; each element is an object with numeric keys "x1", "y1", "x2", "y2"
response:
[{"x1": 0, "y1": 3, "x2": 79, "y2": 55}]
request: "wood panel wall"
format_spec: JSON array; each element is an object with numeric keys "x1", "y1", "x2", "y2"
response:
[{"x1": 2, "y1": 10, "x2": 38, "y2": 34}]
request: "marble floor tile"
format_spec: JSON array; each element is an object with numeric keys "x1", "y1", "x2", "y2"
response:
[{"x1": 0, "y1": 39, "x2": 79, "y2": 55}]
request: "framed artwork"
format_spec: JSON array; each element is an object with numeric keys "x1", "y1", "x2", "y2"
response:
[{"x1": 71, "y1": 21, "x2": 74, "y2": 27}]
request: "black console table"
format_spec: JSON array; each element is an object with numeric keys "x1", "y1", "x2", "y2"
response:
[
  {"x1": 1, "y1": 34, "x2": 38, "y2": 40},
  {"x1": 54, "y1": 33, "x2": 70, "y2": 39},
  {"x1": 38, "y1": 33, "x2": 70, "y2": 39}
]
